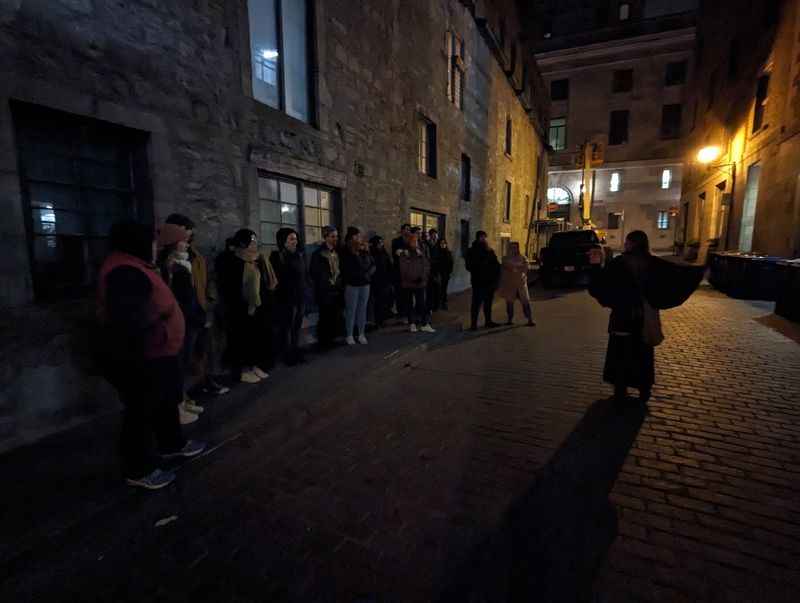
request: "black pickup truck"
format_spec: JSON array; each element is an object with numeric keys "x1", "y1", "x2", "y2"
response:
[{"x1": 539, "y1": 229, "x2": 609, "y2": 287}]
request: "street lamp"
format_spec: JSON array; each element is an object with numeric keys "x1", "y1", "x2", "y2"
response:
[{"x1": 697, "y1": 146, "x2": 722, "y2": 164}]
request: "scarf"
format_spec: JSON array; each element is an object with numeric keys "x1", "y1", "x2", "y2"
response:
[
  {"x1": 236, "y1": 248, "x2": 279, "y2": 315},
  {"x1": 322, "y1": 247, "x2": 340, "y2": 286},
  {"x1": 173, "y1": 251, "x2": 193, "y2": 274}
]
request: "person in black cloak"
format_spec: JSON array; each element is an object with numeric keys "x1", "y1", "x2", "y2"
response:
[
  {"x1": 590, "y1": 230, "x2": 704, "y2": 404},
  {"x1": 270, "y1": 227, "x2": 308, "y2": 365}
]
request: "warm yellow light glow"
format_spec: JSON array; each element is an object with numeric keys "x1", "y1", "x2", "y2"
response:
[
  {"x1": 697, "y1": 146, "x2": 722, "y2": 164},
  {"x1": 731, "y1": 127, "x2": 746, "y2": 164}
]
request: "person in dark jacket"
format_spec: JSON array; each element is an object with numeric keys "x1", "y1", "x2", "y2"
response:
[
  {"x1": 589, "y1": 230, "x2": 657, "y2": 403},
  {"x1": 369, "y1": 235, "x2": 394, "y2": 327},
  {"x1": 97, "y1": 222, "x2": 205, "y2": 491},
  {"x1": 391, "y1": 224, "x2": 411, "y2": 318},
  {"x1": 341, "y1": 227, "x2": 376, "y2": 345},
  {"x1": 309, "y1": 226, "x2": 344, "y2": 348},
  {"x1": 156, "y1": 223, "x2": 206, "y2": 423},
  {"x1": 398, "y1": 234, "x2": 436, "y2": 333},
  {"x1": 465, "y1": 231, "x2": 501, "y2": 330},
  {"x1": 269, "y1": 227, "x2": 308, "y2": 365},
  {"x1": 431, "y1": 238, "x2": 455, "y2": 310},
  {"x1": 217, "y1": 229, "x2": 278, "y2": 384}
]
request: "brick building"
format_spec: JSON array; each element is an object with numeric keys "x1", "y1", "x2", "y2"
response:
[
  {"x1": 531, "y1": 0, "x2": 696, "y2": 252},
  {"x1": 679, "y1": 0, "x2": 800, "y2": 263},
  {"x1": 0, "y1": 1, "x2": 547, "y2": 450}
]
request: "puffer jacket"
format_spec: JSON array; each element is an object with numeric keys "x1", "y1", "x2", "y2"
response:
[{"x1": 398, "y1": 248, "x2": 430, "y2": 289}]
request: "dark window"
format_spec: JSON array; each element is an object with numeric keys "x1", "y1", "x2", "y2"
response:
[
  {"x1": 247, "y1": 0, "x2": 311, "y2": 123},
  {"x1": 753, "y1": 74, "x2": 770, "y2": 132},
  {"x1": 764, "y1": 0, "x2": 780, "y2": 27},
  {"x1": 708, "y1": 68, "x2": 719, "y2": 110},
  {"x1": 460, "y1": 219, "x2": 470, "y2": 256},
  {"x1": 460, "y1": 154, "x2": 471, "y2": 202},
  {"x1": 612, "y1": 69, "x2": 634, "y2": 93},
  {"x1": 661, "y1": 104, "x2": 683, "y2": 139},
  {"x1": 665, "y1": 61, "x2": 687, "y2": 86},
  {"x1": 505, "y1": 116, "x2": 513, "y2": 155},
  {"x1": 596, "y1": 5, "x2": 610, "y2": 26},
  {"x1": 608, "y1": 212, "x2": 621, "y2": 230},
  {"x1": 257, "y1": 174, "x2": 339, "y2": 250},
  {"x1": 418, "y1": 115, "x2": 437, "y2": 177},
  {"x1": 609, "y1": 110, "x2": 629, "y2": 146},
  {"x1": 503, "y1": 181, "x2": 512, "y2": 223},
  {"x1": 11, "y1": 102, "x2": 151, "y2": 301},
  {"x1": 551, "y1": 79, "x2": 569, "y2": 101},
  {"x1": 728, "y1": 39, "x2": 740, "y2": 81},
  {"x1": 549, "y1": 117, "x2": 567, "y2": 151}
]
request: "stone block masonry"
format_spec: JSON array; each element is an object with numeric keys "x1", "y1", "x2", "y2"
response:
[{"x1": 0, "y1": 1, "x2": 547, "y2": 449}]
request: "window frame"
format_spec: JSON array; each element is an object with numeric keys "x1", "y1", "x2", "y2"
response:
[
  {"x1": 505, "y1": 115, "x2": 513, "y2": 156},
  {"x1": 608, "y1": 110, "x2": 630, "y2": 146},
  {"x1": 418, "y1": 115, "x2": 438, "y2": 178},
  {"x1": 753, "y1": 74, "x2": 770, "y2": 133},
  {"x1": 657, "y1": 210, "x2": 670, "y2": 230},
  {"x1": 608, "y1": 212, "x2": 621, "y2": 230},
  {"x1": 549, "y1": 117, "x2": 567, "y2": 151},
  {"x1": 551, "y1": 78, "x2": 570, "y2": 101},
  {"x1": 460, "y1": 153, "x2": 472, "y2": 202},
  {"x1": 256, "y1": 170, "x2": 340, "y2": 251},
  {"x1": 661, "y1": 169, "x2": 672, "y2": 190},
  {"x1": 247, "y1": 0, "x2": 314, "y2": 124},
  {"x1": 503, "y1": 180, "x2": 512, "y2": 223}
]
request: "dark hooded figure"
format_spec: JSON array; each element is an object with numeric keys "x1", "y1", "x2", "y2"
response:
[
  {"x1": 589, "y1": 230, "x2": 658, "y2": 403},
  {"x1": 465, "y1": 230, "x2": 501, "y2": 330},
  {"x1": 269, "y1": 227, "x2": 308, "y2": 364},
  {"x1": 369, "y1": 235, "x2": 394, "y2": 327}
]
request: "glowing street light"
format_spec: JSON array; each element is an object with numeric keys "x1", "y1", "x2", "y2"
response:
[{"x1": 697, "y1": 145, "x2": 722, "y2": 164}]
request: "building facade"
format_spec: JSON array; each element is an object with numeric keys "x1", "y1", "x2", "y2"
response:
[
  {"x1": 0, "y1": 0, "x2": 547, "y2": 451},
  {"x1": 532, "y1": 1, "x2": 696, "y2": 252},
  {"x1": 679, "y1": 0, "x2": 800, "y2": 263}
]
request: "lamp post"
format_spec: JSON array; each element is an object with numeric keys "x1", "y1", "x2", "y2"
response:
[{"x1": 696, "y1": 145, "x2": 737, "y2": 252}]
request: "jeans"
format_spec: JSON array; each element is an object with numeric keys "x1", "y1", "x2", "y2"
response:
[
  {"x1": 116, "y1": 356, "x2": 186, "y2": 479},
  {"x1": 345, "y1": 285, "x2": 370, "y2": 338},
  {"x1": 471, "y1": 286, "x2": 495, "y2": 327},
  {"x1": 402, "y1": 288, "x2": 430, "y2": 326}
]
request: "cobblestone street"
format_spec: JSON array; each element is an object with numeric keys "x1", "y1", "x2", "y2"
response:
[{"x1": 2, "y1": 285, "x2": 800, "y2": 602}]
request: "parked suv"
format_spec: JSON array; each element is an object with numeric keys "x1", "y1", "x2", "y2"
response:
[{"x1": 539, "y1": 229, "x2": 609, "y2": 287}]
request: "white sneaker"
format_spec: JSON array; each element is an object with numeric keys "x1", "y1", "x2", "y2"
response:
[
  {"x1": 182, "y1": 399, "x2": 204, "y2": 414},
  {"x1": 179, "y1": 406, "x2": 198, "y2": 425},
  {"x1": 346, "y1": 336, "x2": 356, "y2": 345},
  {"x1": 420, "y1": 324, "x2": 436, "y2": 333},
  {"x1": 358, "y1": 335, "x2": 368, "y2": 345},
  {"x1": 410, "y1": 324, "x2": 418, "y2": 333},
  {"x1": 240, "y1": 371, "x2": 261, "y2": 384},
  {"x1": 253, "y1": 367, "x2": 269, "y2": 379}
]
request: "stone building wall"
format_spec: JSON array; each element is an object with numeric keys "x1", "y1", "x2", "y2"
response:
[
  {"x1": 679, "y1": 0, "x2": 800, "y2": 263},
  {"x1": 0, "y1": 0, "x2": 547, "y2": 451}
]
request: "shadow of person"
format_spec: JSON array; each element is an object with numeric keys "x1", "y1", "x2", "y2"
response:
[{"x1": 438, "y1": 397, "x2": 647, "y2": 602}]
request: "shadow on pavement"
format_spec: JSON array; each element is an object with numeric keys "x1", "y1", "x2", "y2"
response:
[{"x1": 439, "y1": 397, "x2": 647, "y2": 602}]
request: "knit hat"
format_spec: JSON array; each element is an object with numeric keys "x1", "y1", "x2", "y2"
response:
[{"x1": 157, "y1": 223, "x2": 189, "y2": 248}]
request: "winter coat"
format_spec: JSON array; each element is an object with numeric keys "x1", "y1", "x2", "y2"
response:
[
  {"x1": 465, "y1": 242, "x2": 501, "y2": 289},
  {"x1": 398, "y1": 248, "x2": 431, "y2": 289},
  {"x1": 270, "y1": 248, "x2": 308, "y2": 307},
  {"x1": 371, "y1": 248, "x2": 393, "y2": 290},
  {"x1": 341, "y1": 247, "x2": 376, "y2": 287},
  {"x1": 498, "y1": 253, "x2": 530, "y2": 302},
  {"x1": 97, "y1": 251, "x2": 186, "y2": 359},
  {"x1": 431, "y1": 247, "x2": 454, "y2": 281},
  {"x1": 160, "y1": 258, "x2": 206, "y2": 330},
  {"x1": 309, "y1": 245, "x2": 343, "y2": 304}
]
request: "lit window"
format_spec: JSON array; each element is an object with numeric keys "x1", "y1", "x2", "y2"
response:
[
  {"x1": 610, "y1": 172, "x2": 621, "y2": 192},
  {"x1": 248, "y1": 0, "x2": 310, "y2": 122},
  {"x1": 657, "y1": 210, "x2": 670, "y2": 230},
  {"x1": 619, "y1": 3, "x2": 630, "y2": 21},
  {"x1": 662, "y1": 169, "x2": 672, "y2": 190}
]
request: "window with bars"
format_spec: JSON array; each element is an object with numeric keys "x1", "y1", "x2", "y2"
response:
[
  {"x1": 257, "y1": 173, "x2": 337, "y2": 250},
  {"x1": 247, "y1": 0, "x2": 311, "y2": 122},
  {"x1": 446, "y1": 31, "x2": 466, "y2": 110},
  {"x1": 418, "y1": 115, "x2": 437, "y2": 177},
  {"x1": 12, "y1": 102, "x2": 151, "y2": 301}
]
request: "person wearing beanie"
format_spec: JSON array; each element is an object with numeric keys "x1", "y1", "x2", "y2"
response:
[
  {"x1": 340, "y1": 227, "x2": 376, "y2": 345},
  {"x1": 397, "y1": 233, "x2": 436, "y2": 333},
  {"x1": 96, "y1": 222, "x2": 206, "y2": 490},
  {"x1": 269, "y1": 227, "x2": 309, "y2": 364},
  {"x1": 165, "y1": 214, "x2": 229, "y2": 398},
  {"x1": 156, "y1": 223, "x2": 205, "y2": 424},
  {"x1": 218, "y1": 229, "x2": 278, "y2": 384}
]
